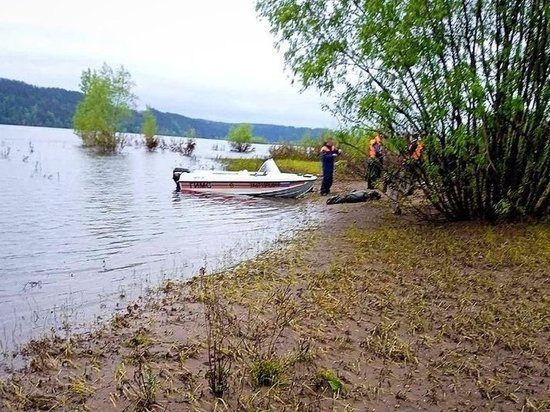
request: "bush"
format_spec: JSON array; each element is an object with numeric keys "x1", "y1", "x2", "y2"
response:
[
  {"x1": 269, "y1": 143, "x2": 318, "y2": 161},
  {"x1": 228, "y1": 124, "x2": 255, "y2": 153},
  {"x1": 144, "y1": 136, "x2": 158, "y2": 151},
  {"x1": 221, "y1": 158, "x2": 320, "y2": 175}
]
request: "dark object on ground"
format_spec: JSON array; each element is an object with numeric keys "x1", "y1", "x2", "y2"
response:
[{"x1": 326, "y1": 190, "x2": 381, "y2": 205}]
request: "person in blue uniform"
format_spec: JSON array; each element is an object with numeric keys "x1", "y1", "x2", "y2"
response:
[{"x1": 320, "y1": 138, "x2": 341, "y2": 196}]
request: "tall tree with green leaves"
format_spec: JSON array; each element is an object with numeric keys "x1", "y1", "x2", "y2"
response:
[
  {"x1": 227, "y1": 123, "x2": 254, "y2": 153},
  {"x1": 142, "y1": 106, "x2": 158, "y2": 150},
  {"x1": 73, "y1": 63, "x2": 136, "y2": 153},
  {"x1": 257, "y1": 0, "x2": 549, "y2": 220}
]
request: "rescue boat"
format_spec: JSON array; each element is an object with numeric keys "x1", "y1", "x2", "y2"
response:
[{"x1": 172, "y1": 159, "x2": 317, "y2": 198}]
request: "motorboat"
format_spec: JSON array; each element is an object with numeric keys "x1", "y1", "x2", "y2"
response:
[{"x1": 172, "y1": 159, "x2": 317, "y2": 198}]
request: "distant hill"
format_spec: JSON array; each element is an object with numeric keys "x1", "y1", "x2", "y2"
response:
[
  {"x1": 0, "y1": 78, "x2": 326, "y2": 142},
  {"x1": 0, "y1": 78, "x2": 82, "y2": 129}
]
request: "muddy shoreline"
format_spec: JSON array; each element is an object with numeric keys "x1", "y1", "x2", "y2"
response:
[{"x1": 1, "y1": 182, "x2": 549, "y2": 411}]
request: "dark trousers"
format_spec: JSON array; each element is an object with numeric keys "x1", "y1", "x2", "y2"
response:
[
  {"x1": 320, "y1": 171, "x2": 333, "y2": 195},
  {"x1": 366, "y1": 158, "x2": 383, "y2": 189}
]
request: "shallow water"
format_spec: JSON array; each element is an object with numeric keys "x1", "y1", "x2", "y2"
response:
[{"x1": 0, "y1": 125, "x2": 316, "y2": 353}]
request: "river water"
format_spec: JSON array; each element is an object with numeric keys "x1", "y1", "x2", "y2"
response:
[{"x1": 0, "y1": 125, "x2": 316, "y2": 354}]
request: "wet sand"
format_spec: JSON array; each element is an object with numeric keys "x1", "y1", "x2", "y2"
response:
[{"x1": 1, "y1": 180, "x2": 549, "y2": 411}]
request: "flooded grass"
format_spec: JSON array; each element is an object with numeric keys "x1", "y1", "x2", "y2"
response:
[{"x1": 1, "y1": 202, "x2": 548, "y2": 410}]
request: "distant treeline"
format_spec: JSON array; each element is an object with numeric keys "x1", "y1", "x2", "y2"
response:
[{"x1": 0, "y1": 78, "x2": 325, "y2": 142}]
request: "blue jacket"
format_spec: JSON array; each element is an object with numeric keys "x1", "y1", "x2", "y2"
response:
[{"x1": 320, "y1": 144, "x2": 339, "y2": 173}]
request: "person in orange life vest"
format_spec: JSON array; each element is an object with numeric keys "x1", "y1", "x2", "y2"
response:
[
  {"x1": 319, "y1": 137, "x2": 341, "y2": 196},
  {"x1": 366, "y1": 133, "x2": 384, "y2": 189},
  {"x1": 407, "y1": 134, "x2": 424, "y2": 161},
  {"x1": 398, "y1": 134, "x2": 425, "y2": 198}
]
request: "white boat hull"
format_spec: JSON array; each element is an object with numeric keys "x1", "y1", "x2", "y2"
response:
[
  {"x1": 178, "y1": 179, "x2": 315, "y2": 198},
  {"x1": 174, "y1": 159, "x2": 317, "y2": 198}
]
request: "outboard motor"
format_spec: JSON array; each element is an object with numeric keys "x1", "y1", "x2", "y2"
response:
[{"x1": 173, "y1": 167, "x2": 190, "y2": 190}]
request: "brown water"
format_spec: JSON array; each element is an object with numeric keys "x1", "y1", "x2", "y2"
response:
[{"x1": 0, "y1": 125, "x2": 316, "y2": 354}]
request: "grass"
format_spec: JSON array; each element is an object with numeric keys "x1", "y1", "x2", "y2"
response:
[
  {"x1": 250, "y1": 358, "x2": 283, "y2": 387},
  {"x1": 114, "y1": 361, "x2": 128, "y2": 390},
  {"x1": 220, "y1": 158, "x2": 321, "y2": 175},
  {"x1": 126, "y1": 328, "x2": 150, "y2": 348},
  {"x1": 68, "y1": 374, "x2": 95, "y2": 399},
  {"x1": 125, "y1": 362, "x2": 160, "y2": 411},
  {"x1": 315, "y1": 368, "x2": 345, "y2": 395},
  {"x1": 1, "y1": 209, "x2": 548, "y2": 411},
  {"x1": 345, "y1": 223, "x2": 550, "y2": 357},
  {"x1": 361, "y1": 320, "x2": 417, "y2": 363}
]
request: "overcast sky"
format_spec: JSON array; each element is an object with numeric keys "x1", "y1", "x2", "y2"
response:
[{"x1": 0, "y1": 0, "x2": 335, "y2": 128}]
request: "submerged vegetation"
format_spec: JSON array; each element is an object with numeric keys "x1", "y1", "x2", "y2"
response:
[
  {"x1": 73, "y1": 64, "x2": 136, "y2": 153},
  {"x1": 141, "y1": 106, "x2": 158, "y2": 151},
  {"x1": 227, "y1": 123, "x2": 255, "y2": 153},
  {"x1": 159, "y1": 128, "x2": 197, "y2": 156}
]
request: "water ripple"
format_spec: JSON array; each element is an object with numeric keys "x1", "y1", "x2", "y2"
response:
[{"x1": 0, "y1": 125, "x2": 318, "y2": 351}]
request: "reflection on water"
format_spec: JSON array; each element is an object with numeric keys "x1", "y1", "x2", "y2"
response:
[{"x1": 0, "y1": 125, "x2": 316, "y2": 354}]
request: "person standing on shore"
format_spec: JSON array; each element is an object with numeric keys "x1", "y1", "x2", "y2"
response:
[
  {"x1": 320, "y1": 137, "x2": 341, "y2": 196},
  {"x1": 408, "y1": 134, "x2": 425, "y2": 161},
  {"x1": 366, "y1": 133, "x2": 384, "y2": 189}
]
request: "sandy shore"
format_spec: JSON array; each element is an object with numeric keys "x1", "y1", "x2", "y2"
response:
[{"x1": 1, "y1": 182, "x2": 549, "y2": 411}]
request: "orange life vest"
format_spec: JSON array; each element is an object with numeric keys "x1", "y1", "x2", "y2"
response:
[
  {"x1": 368, "y1": 136, "x2": 382, "y2": 159},
  {"x1": 411, "y1": 143, "x2": 424, "y2": 160}
]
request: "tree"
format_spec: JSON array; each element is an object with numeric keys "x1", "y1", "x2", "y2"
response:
[
  {"x1": 257, "y1": 0, "x2": 549, "y2": 220},
  {"x1": 227, "y1": 123, "x2": 255, "y2": 153},
  {"x1": 73, "y1": 63, "x2": 136, "y2": 153},
  {"x1": 183, "y1": 128, "x2": 197, "y2": 156},
  {"x1": 142, "y1": 106, "x2": 158, "y2": 150}
]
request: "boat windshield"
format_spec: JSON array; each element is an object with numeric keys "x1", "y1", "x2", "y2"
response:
[{"x1": 257, "y1": 159, "x2": 281, "y2": 175}]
